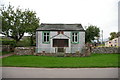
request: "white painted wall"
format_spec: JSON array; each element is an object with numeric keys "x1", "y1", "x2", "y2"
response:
[
  {"x1": 71, "y1": 32, "x2": 85, "y2": 53},
  {"x1": 36, "y1": 31, "x2": 85, "y2": 53},
  {"x1": 105, "y1": 38, "x2": 119, "y2": 47},
  {"x1": 118, "y1": 37, "x2": 120, "y2": 47}
]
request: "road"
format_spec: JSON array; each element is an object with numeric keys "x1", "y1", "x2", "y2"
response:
[{"x1": 2, "y1": 67, "x2": 118, "y2": 78}]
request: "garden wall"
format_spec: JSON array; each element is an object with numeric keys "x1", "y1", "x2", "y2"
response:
[
  {"x1": 1, "y1": 45, "x2": 14, "y2": 52},
  {"x1": 35, "y1": 53, "x2": 82, "y2": 57},
  {"x1": 14, "y1": 47, "x2": 119, "y2": 56},
  {"x1": 14, "y1": 47, "x2": 35, "y2": 55},
  {"x1": 14, "y1": 47, "x2": 91, "y2": 57},
  {"x1": 92, "y1": 47, "x2": 119, "y2": 53}
]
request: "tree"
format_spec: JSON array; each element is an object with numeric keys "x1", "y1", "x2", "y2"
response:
[
  {"x1": 0, "y1": 4, "x2": 40, "y2": 45},
  {"x1": 109, "y1": 32, "x2": 117, "y2": 40},
  {"x1": 117, "y1": 32, "x2": 120, "y2": 37},
  {"x1": 85, "y1": 25, "x2": 100, "y2": 43},
  {"x1": 109, "y1": 32, "x2": 120, "y2": 40},
  {"x1": 23, "y1": 9, "x2": 40, "y2": 46}
]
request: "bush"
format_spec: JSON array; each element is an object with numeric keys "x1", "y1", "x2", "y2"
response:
[
  {"x1": 1, "y1": 37, "x2": 36, "y2": 47},
  {"x1": 0, "y1": 38, "x2": 16, "y2": 46},
  {"x1": 15, "y1": 37, "x2": 31, "y2": 47}
]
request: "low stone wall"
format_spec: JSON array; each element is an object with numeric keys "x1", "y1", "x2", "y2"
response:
[
  {"x1": 35, "y1": 52, "x2": 90, "y2": 57},
  {"x1": 1, "y1": 45, "x2": 14, "y2": 52},
  {"x1": 35, "y1": 47, "x2": 91, "y2": 57},
  {"x1": 14, "y1": 47, "x2": 35, "y2": 55},
  {"x1": 92, "y1": 47, "x2": 119, "y2": 53},
  {"x1": 35, "y1": 53, "x2": 81, "y2": 57},
  {"x1": 14, "y1": 47, "x2": 119, "y2": 56},
  {"x1": 14, "y1": 47, "x2": 91, "y2": 57}
]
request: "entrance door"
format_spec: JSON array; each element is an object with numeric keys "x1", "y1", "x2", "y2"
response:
[
  {"x1": 53, "y1": 39, "x2": 69, "y2": 52},
  {"x1": 53, "y1": 39, "x2": 69, "y2": 47}
]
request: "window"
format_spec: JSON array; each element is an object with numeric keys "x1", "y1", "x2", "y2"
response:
[
  {"x1": 72, "y1": 32, "x2": 79, "y2": 43},
  {"x1": 43, "y1": 31, "x2": 50, "y2": 43}
]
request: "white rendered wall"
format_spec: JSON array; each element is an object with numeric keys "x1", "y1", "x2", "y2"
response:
[
  {"x1": 71, "y1": 32, "x2": 85, "y2": 53},
  {"x1": 36, "y1": 31, "x2": 85, "y2": 53}
]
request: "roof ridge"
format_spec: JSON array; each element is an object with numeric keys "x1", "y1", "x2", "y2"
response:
[{"x1": 37, "y1": 23, "x2": 85, "y2": 31}]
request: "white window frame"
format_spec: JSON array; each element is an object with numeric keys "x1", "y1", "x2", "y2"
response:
[
  {"x1": 43, "y1": 31, "x2": 50, "y2": 44},
  {"x1": 72, "y1": 32, "x2": 79, "y2": 43}
]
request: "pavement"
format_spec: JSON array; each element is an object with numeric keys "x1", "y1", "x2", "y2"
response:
[
  {"x1": 2, "y1": 67, "x2": 119, "y2": 78},
  {"x1": 0, "y1": 53, "x2": 14, "y2": 58}
]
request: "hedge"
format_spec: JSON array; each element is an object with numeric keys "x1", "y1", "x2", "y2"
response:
[{"x1": 0, "y1": 38, "x2": 16, "y2": 46}]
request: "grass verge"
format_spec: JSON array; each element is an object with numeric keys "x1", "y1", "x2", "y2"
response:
[{"x1": 2, "y1": 54, "x2": 119, "y2": 68}]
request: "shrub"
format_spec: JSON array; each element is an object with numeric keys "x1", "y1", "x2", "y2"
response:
[
  {"x1": 1, "y1": 37, "x2": 36, "y2": 47},
  {"x1": 0, "y1": 38, "x2": 16, "y2": 46},
  {"x1": 15, "y1": 37, "x2": 31, "y2": 47}
]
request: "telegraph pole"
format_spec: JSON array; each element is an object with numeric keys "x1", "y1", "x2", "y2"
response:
[{"x1": 101, "y1": 30, "x2": 103, "y2": 44}]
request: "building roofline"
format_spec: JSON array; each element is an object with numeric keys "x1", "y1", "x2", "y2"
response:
[
  {"x1": 41, "y1": 23, "x2": 82, "y2": 25},
  {"x1": 37, "y1": 23, "x2": 85, "y2": 31},
  {"x1": 36, "y1": 30, "x2": 85, "y2": 31}
]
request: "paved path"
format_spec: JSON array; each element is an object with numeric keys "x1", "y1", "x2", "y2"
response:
[
  {"x1": 0, "y1": 53, "x2": 14, "y2": 58},
  {"x1": 2, "y1": 67, "x2": 118, "y2": 78}
]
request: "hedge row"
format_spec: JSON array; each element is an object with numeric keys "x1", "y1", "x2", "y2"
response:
[{"x1": 0, "y1": 39, "x2": 16, "y2": 46}]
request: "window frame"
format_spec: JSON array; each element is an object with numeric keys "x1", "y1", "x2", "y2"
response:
[
  {"x1": 42, "y1": 31, "x2": 50, "y2": 44},
  {"x1": 71, "y1": 31, "x2": 79, "y2": 44}
]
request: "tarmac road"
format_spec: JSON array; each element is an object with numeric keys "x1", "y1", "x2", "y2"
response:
[{"x1": 2, "y1": 67, "x2": 118, "y2": 78}]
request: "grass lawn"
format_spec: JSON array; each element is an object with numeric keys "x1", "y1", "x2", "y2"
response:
[{"x1": 2, "y1": 54, "x2": 119, "y2": 68}]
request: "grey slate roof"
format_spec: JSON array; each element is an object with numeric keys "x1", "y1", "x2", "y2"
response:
[{"x1": 36, "y1": 23, "x2": 85, "y2": 31}]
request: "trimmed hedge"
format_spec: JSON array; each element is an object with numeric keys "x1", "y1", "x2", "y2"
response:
[{"x1": 0, "y1": 38, "x2": 16, "y2": 46}]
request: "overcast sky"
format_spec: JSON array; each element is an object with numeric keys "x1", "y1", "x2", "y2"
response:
[{"x1": 1, "y1": 0, "x2": 119, "y2": 41}]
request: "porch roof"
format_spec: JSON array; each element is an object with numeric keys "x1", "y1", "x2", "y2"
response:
[{"x1": 36, "y1": 23, "x2": 85, "y2": 31}]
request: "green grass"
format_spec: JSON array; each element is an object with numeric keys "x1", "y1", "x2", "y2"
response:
[{"x1": 2, "y1": 54, "x2": 119, "y2": 68}]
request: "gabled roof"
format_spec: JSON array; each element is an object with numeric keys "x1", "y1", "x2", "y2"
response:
[{"x1": 36, "y1": 23, "x2": 85, "y2": 31}]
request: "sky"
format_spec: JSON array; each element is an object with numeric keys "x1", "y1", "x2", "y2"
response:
[{"x1": 0, "y1": 0, "x2": 119, "y2": 41}]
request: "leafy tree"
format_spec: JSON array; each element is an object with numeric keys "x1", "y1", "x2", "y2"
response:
[
  {"x1": 109, "y1": 32, "x2": 117, "y2": 40},
  {"x1": 0, "y1": 4, "x2": 40, "y2": 45},
  {"x1": 109, "y1": 32, "x2": 120, "y2": 40},
  {"x1": 23, "y1": 9, "x2": 40, "y2": 46},
  {"x1": 85, "y1": 25, "x2": 100, "y2": 43},
  {"x1": 117, "y1": 32, "x2": 120, "y2": 37}
]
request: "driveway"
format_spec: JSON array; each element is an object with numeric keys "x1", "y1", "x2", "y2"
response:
[{"x1": 2, "y1": 67, "x2": 118, "y2": 78}]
